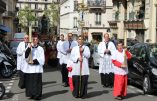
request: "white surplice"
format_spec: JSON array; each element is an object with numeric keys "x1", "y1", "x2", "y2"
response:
[
  {"x1": 70, "y1": 45, "x2": 90, "y2": 75},
  {"x1": 61, "y1": 40, "x2": 78, "y2": 64},
  {"x1": 56, "y1": 40, "x2": 65, "y2": 65},
  {"x1": 16, "y1": 41, "x2": 28, "y2": 72},
  {"x1": 98, "y1": 41, "x2": 116, "y2": 74},
  {"x1": 25, "y1": 46, "x2": 45, "y2": 73}
]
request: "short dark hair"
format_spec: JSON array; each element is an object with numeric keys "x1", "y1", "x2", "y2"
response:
[
  {"x1": 78, "y1": 35, "x2": 84, "y2": 40},
  {"x1": 60, "y1": 34, "x2": 64, "y2": 37},
  {"x1": 117, "y1": 40, "x2": 124, "y2": 45}
]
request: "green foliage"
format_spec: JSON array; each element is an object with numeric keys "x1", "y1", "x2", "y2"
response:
[
  {"x1": 44, "y1": 3, "x2": 59, "y2": 26},
  {"x1": 17, "y1": 6, "x2": 37, "y2": 28}
]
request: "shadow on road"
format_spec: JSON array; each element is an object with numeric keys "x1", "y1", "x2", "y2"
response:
[
  {"x1": 85, "y1": 90, "x2": 109, "y2": 99},
  {"x1": 42, "y1": 81, "x2": 57, "y2": 85},
  {"x1": 88, "y1": 81, "x2": 97, "y2": 84},
  {"x1": 124, "y1": 92, "x2": 142, "y2": 99},
  {"x1": 42, "y1": 90, "x2": 68, "y2": 100},
  {"x1": 87, "y1": 87, "x2": 93, "y2": 90},
  {"x1": 43, "y1": 65, "x2": 59, "y2": 73}
]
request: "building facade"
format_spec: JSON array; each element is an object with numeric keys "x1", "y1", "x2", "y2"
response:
[
  {"x1": 60, "y1": 0, "x2": 113, "y2": 42},
  {"x1": 60, "y1": 0, "x2": 79, "y2": 39},
  {"x1": 0, "y1": 0, "x2": 17, "y2": 40},
  {"x1": 0, "y1": 0, "x2": 6, "y2": 24},
  {"x1": 16, "y1": 0, "x2": 59, "y2": 34},
  {"x1": 2, "y1": 0, "x2": 17, "y2": 40},
  {"x1": 109, "y1": 0, "x2": 157, "y2": 43}
]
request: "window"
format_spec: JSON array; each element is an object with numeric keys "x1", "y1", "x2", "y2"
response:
[
  {"x1": 95, "y1": 13, "x2": 101, "y2": 25},
  {"x1": 73, "y1": 17, "x2": 77, "y2": 28},
  {"x1": 45, "y1": 4, "x2": 47, "y2": 9},
  {"x1": 35, "y1": 4, "x2": 38, "y2": 9}
]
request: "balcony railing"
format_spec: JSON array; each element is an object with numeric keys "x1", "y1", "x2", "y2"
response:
[
  {"x1": 95, "y1": 21, "x2": 101, "y2": 25},
  {"x1": 88, "y1": 0, "x2": 105, "y2": 8},
  {"x1": 0, "y1": 0, "x2": 6, "y2": 13},
  {"x1": 129, "y1": 11, "x2": 135, "y2": 20},
  {"x1": 3, "y1": 11, "x2": 16, "y2": 17}
]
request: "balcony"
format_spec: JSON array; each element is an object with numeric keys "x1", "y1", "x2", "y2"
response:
[
  {"x1": 129, "y1": 11, "x2": 135, "y2": 20},
  {"x1": 0, "y1": 0, "x2": 6, "y2": 13},
  {"x1": 87, "y1": 0, "x2": 106, "y2": 13},
  {"x1": 2, "y1": 11, "x2": 16, "y2": 18},
  {"x1": 95, "y1": 21, "x2": 101, "y2": 25}
]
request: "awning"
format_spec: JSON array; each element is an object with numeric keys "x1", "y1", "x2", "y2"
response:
[{"x1": 0, "y1": 24, "x2": 11, "y2": 32}]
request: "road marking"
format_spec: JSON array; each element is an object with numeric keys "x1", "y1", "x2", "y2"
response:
[
  {"x1": 5, "y1": 89, "x2": 10, "y2": 93},
  {"x1": 10, "y1": 80, "x2": 14, "y2": 83},
  {"x1": 8, "y1": 83, "x2": 13, "y2": 86},
  {"x1": 6, "y1": 86, "x2": 11, "y2": 89}
]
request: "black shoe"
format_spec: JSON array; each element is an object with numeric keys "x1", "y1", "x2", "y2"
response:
[
  {"x1": 29, "y1": 96, "x2": 34, "y2": 99},
  {"x1": 115, "y1": 96, "x2": 122, "y2": 100},
  {"x1": 34, "y1": 96, "x2": 41, "y2": 100},
  {"x1": 63, "y1": 83, "x2": 69, "y2": 87}
]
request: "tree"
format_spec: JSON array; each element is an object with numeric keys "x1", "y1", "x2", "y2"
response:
[
  {"x1": 17, "y1": 6, "x2": 36, "y2": 32},
  {"x1": 44, "y1": 3, "x2": 59, "y2": 34}
]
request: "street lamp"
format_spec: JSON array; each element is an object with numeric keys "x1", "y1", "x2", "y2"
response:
[{"x1": 77, "y1": 0, "x2": 88, "y2": 38}]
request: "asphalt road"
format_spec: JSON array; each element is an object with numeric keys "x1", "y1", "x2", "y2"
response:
[{"x1": 1, "y1": 67, "x2": 157, "y2": 101}]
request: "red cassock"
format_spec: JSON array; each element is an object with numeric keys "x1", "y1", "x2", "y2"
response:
[
  {"x1": 112, "y1": 50, "x2": 132, "y2": 97},
  {"x1": 67, "y1": 67, "x2": 74, "y2": 91}
]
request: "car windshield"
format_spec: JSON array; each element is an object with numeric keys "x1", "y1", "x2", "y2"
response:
[
  {"x1": 14, "y1": 33, "x2": 25, "y2": 39},
  {"x1": 10, "y1": 41, "x2": 20, "y2": 48},
  {"x1": 150, "y1": 44, "x2": 157, "y2": 59}
]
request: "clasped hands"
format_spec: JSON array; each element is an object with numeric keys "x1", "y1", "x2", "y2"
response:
[{"x1": 121, "y1": 64, "x2": 127, "y2": 68}]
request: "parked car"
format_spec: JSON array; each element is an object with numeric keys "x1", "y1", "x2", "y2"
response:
[
  {"x1": 90, "y1": 43, "x2": 100, "y2": 68},
  {"x1": 0, "y1": 41, "x2": 16, "y2": 78},
  {"x1": 9, "y1": 39, "x2": 22, "y2": 58},
  {"x1": 128, "y1": 43, "x2": 157, "y2": 94},
  {"x1": 13, "y1": 32, "x2": 26, "y2": 39}
]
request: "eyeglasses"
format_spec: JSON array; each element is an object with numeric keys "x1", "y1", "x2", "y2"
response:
[
  {"x1": 24, "y1": 37, "x2": 29, "y2": 39},
  {"x1": 33, "y1": 38, "x2": 38, "y2": 41}
]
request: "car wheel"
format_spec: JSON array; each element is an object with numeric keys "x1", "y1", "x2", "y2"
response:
[
  {"x1": 1, "y1": 66, "x2": 13, "y2": 78},
  {"x1": 143, "y1": 74, "x2": 152, "y2": 94}
]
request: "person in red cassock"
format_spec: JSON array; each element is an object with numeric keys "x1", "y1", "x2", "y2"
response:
[{"x1": 112, "y1": 40, "x2": 132, "y2": 100}]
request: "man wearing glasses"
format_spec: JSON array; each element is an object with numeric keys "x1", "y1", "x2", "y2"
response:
[
  {"x1": 16, "y1": 34, "x2": 29, "y2": 89},
  {"x1": 60, "y1": 33, "x2": 78, "y2": 87}
]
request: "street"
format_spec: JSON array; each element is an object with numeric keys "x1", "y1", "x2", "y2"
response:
[{"x1": 1, "y1": 67, "x2": 157, "y2": 101}]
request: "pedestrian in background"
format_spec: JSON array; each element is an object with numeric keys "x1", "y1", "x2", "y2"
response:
[
  {"x1": 70, "y1": 35, "x2": 90, "y2": 98},
  {"x1": 25, "y1": 35, "x2": 45, "y2": 100},
  {"x1": 98, "y1": 33, "x2": 116, "y2": 88},
  {"x1": 112, "y1": 40, "x2": 132, "y2": 100},
  {"x1": 16, "y1": 34, "x2": 29, "y2": 89},
  {"x1": 56, "y1": 34, "x2": 65, "y2": 66},
  {"x1": 60, "y1": 33, "x2": 78, "y2": 87}
]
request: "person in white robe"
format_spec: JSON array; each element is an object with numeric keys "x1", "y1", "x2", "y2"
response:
[
  {"x1": 56, "y1": 34, "x2": 65, "y2": 65},
  {"x1": 16, "y1": 34, "x2": 29, "y2": 89},
  {"x1": 25, "y1": 35, "x2": 45, "y2": 100},
  {"x1": 98, "y1": 33, "x2": 116, "y2": 87},
  {"x1": 60, "y1": 33, "x2": 78, "y2": 87},
  {"x1": 70, "y1": 35, "x2": 90, "y2": 98}
]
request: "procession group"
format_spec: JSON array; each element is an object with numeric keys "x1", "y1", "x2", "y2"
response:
[{"x1": 16, "y1": 32, "x2": 132, "y2": 100}]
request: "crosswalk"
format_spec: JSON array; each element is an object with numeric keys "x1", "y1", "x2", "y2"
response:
[{"x1": 0, "y1": 75, "x2": 16, "y2": 100}]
